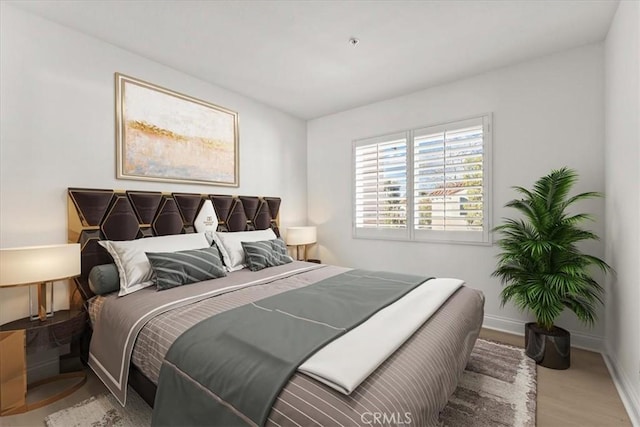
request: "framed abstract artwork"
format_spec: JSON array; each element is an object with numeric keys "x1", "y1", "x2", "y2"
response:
[{"x1": 115, "y1": 73, "x2": 239, "y2": 187}]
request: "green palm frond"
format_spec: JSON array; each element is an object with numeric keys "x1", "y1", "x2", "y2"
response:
[{"x1": 492, "y1": 167, "x2": 611, "y2": 331}]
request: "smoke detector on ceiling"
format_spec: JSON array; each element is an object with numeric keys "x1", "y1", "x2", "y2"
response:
[{"x1": 348, "y1": 37, "x2": 360, "y2": 46}]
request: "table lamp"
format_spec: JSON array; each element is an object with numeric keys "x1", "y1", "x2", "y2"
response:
[
  {"x1": 285, "y1": 226, "x2": 317, "y2": 261},
  {"x1": 0, "y1": 244, "x2": 81, "y2": 321}
]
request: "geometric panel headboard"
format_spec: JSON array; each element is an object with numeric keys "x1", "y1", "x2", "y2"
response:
[{"x1": 67, "y1": 187, "x2": 281, "y2": 306}]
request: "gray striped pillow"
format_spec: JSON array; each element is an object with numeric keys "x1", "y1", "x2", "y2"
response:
[
  {"x1": 241, "y1": 239, "x2": 293, "y2": 271},
  {"x1": 146, "y1": 246, "x2": 227, "y2": 291}
]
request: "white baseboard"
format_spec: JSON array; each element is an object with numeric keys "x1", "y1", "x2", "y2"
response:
[
  {"x1": 482, "y1": 314, "x2": 603, "y2": 352},
  {"x1": 602, "y1": 348, "x2": 640, "y2": 427}
]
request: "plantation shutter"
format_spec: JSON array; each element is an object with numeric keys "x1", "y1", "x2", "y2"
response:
[
  {"x1": 352, "y1": 114, "x2": 491, "y2": 244},
  {"x1": 354, "y1": 132, "x2": 409, "y2": 239},
  {"x1": 413, "y1": 116, "x2": 490, "y2": 243}
]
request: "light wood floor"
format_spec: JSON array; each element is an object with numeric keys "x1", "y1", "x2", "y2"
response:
[
  {"x1": 480, "y1": 329, "x2": 632, "y2": 426},
  {"x1": 2, "y1": 329, "x2": 632, "y2": 426}
]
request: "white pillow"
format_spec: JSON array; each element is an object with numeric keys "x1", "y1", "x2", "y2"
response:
[
  {"x1": 98, "y1": 233, "x2": 210, "y2": 296},
  {"x1": 193, "y1": 200, "x2": 219, "y2": 245},
  {"x1": 210, "y1": 229, "x2": 278, "y2": 272}
]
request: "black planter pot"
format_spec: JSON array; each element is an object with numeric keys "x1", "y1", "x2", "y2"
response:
[{"x1": 524, "y1": 322, "x2": 571, "y2": 370}]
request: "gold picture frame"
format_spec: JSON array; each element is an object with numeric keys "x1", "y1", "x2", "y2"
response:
[{"x1": 115, "y1": 73, "x2": 239, "y2": 187}]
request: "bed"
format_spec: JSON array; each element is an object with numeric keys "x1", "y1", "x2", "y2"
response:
[{"x1": 68, "y1": 188, "x2": 485, "y2": 427}]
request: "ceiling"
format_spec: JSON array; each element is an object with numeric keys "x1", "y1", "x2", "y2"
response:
[{"x1": 10, "y1": 1, "x2": 618, "y2": 120}]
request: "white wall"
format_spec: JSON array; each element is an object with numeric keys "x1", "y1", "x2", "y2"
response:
[
  {"x1": 0, "y1": 4, "x2": 308, "y2": 324},
  {"x1": 604, "y1": 1, "x2": 640, "y2": 424},
  {"x1": 308, "y1": 44, "x2": 606, "y2": 348}
]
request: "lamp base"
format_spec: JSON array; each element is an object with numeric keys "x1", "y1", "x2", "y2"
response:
[
  {"x1": 29, "y1": 313, "x2": 54, "y2": 322},
  {"x1": 294, "y1": 245, "x2": 309, "y2": 262},
  {"x1": 29, "y1": 282, "x2": 54, "y2": 322}
]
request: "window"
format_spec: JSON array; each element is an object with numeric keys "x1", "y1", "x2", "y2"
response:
[
  {"x1": 353, "y1": 114, "x2": 491, "y2": 244},
  {"x1": 459, "y1": 197, "x2": 469, "y2": 216},
  {"x1": 354, "y1": 133, "x2": 408, "y2": 240}
]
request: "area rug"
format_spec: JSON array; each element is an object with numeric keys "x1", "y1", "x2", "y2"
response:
[
  {"x1": 440, "y1": 339, "x2": 537, "y2": 426},
  {"x1": 44, "y1": 339, "x2": 536, "y2": 427},
  {"x1": 43, "y1": 387, "x2": 151, "y2": 427}
]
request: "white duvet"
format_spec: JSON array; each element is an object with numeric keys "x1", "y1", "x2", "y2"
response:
[{"x1": 298, "y1": 278, "x2": 464, "y2": 395}]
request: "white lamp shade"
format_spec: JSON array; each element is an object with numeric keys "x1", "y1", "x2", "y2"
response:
[
  {"x1": 285, "y1": 226, "x2": 317, "y2": 246},
  {"x1": 0, "y1": 244, "x2": 81, "y2": 287}
]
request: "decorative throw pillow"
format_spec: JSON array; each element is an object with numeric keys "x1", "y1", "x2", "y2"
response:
[
  {"x1": 98, "y1": 233, "x2": 210, "y2": 296},
  {"x1": 88, "y1": 264, "x2": 120, "y2": 295},
  {"x1": 241, "y1": 239, "x2": 294, "y2": 272},
  {"x1": 209, "y1": 229, "x2": 278, "y2": 272},
  {"x1": 146, "y1": 246, "x2": 227, "y2": 291},
  {"x1": 193, "y1": 200, "x2": 219, "y2": 245}
]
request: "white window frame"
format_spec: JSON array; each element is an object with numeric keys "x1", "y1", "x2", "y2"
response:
[{"x1": 352, "y1": 114, "x2": 492, "y2": 245}]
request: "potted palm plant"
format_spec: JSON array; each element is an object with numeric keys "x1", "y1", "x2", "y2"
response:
[{"x1": 492, "y1": 167, "x2": 610, "y2": 369}]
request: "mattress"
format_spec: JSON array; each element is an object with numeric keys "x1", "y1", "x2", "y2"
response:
[{"x1": 88, "y1": 262, "x2": 484, "y2": 426}]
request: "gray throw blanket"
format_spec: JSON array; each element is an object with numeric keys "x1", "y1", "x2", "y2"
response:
[{"x1": 151, "y1": 269, "x2": 433, "y2": 426}]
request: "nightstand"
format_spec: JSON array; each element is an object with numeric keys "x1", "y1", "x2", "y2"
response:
[{"x1": 0, "y1": 309, "x2": 87, "y2": 415}]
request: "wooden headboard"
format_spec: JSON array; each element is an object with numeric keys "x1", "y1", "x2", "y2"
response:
[{"x1": 67, "y1": 187, "x2": 281, "y2": 307}]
